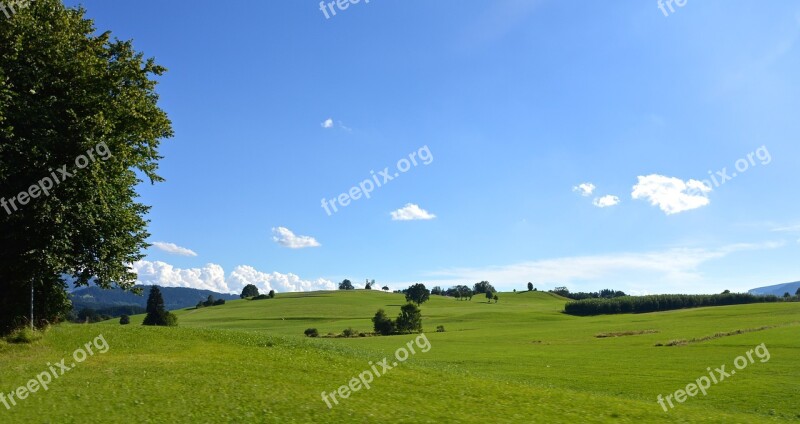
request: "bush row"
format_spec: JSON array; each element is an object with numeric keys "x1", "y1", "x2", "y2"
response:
[{"x1": 563, "y1": 293, "x2": 782, "y2": 316}]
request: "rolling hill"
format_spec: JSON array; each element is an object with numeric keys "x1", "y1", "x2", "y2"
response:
[
  {"x1": 749, "y1": 281, "x2": 800, "y2": 297},
  {"x1": 2, "y1": 290, "x2": 798, "y2": 422}
]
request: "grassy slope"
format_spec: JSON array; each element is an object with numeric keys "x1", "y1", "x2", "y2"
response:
[{"x1": 1, "y1": 290, "x2": 798, "y2": 423}]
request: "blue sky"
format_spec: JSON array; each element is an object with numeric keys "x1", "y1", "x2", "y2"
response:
[{"x1": 67, "y1": 0, "x2": 800, "y2": 295}]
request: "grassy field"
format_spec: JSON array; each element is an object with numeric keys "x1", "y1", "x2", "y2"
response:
[{"x1": 1, "y1": 290, "x2": 798, "y2": 423}]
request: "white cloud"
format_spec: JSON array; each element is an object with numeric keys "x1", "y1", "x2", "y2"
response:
[
  {"x1": 631, "y1": 174, "x2": 712, "y2": 215},
  {"x1": 151, "y1": 241, "x2": 198, "y2": 257},
  {"x1": 228, "y1": 265, "x2": 336, "y2": 293},
  {"x1": 272, "y1": 227, "x2": 321, "y2": 249},
  {"x1": 132, "y1": 261, "x2": 228, "y2": 293},
  {"x1": 390, "y1": 203, "x2": 436, "y2": 221},
  {"x1": 573, "y1": 183, "x2": 596, "y2": 197},
  {"x1": 132, "y1": 261, "x2": 336, "y2": 294},
  {"x1": 321, "y1": 118, "x2": 334, "y2": 129},
  {"x1": 424, "y1": 242, "x2": 784, "y2": 294},
  {"x1": 593, "y1": 195, "x2": 620, "y2": 208}
]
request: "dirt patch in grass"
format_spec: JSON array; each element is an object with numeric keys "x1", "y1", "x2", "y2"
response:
[
  {"x1": 655, "y1": 325, "x2": 778, "y2": 347},
  {"x1": 595, "y1": 330, "x2": 659, "y2": 338}
]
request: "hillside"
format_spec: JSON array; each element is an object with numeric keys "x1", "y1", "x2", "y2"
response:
[
  {"x1": 1, "y1": 290, "x2": 793, "y2": 422},
  {"x1": 70, "y1": 285, "x2": 239, "y2": 315},
  {"x1": 749, "y1": 281, "x2": 800, "y2": 297}
]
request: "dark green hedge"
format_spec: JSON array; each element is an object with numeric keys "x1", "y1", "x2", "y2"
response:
[{"x1": 564, "y1": 293, "x2": 782, "y2": 316}]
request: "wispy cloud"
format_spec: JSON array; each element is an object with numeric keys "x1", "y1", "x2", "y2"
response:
[
  {"x1": 338, "y1": 121, "x2": 352, "y2": 132},
  {"x1": 321, "y1": 118, "x2": 334, "y2": 129},
  {"x1": 593, "y1": 195, "x2": 620, "y2": 208},
  {"x1": 390, "y1": 203, "x2": 436, "y2": 221},
  {"x1": 151, "y1": 241, "x2": 198, "y2": 257},
  {"x1": 631, "y1": 174, "x2": 711, "y2": 215},
  {"x1": 271, "y1": 227, "x2": 321, "y2": 249},
  {"x1": 573, "y1": 182, "x2": 596, "y2": 197},
  {"x1": 424, "y1": 242, "x2": 784, "y2": 294},
  {"x1": 771, "y1": 224, "x2": 800, "y2": 233}
]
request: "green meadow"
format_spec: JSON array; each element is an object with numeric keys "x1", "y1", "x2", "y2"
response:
[{"x1": 1, "y1": 290, "x2": 798, "y2": 423}]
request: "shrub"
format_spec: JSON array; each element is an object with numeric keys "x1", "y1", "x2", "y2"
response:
[
  {"x1": 268, "y1": 290, "x2": 275, "y2": 298},
  {"x1": 143, "y1": 311, "x2": 178, "y2": 327},
  {"x1": 304, "y1": 328, "x2": 319, "y2": 337},
  {"x1": 436, "y1": 325, "x2": 445, "y2": 332},
  {"x1": 342, "y1": 327, "x2": 358, "y2": 337},
  {"x1": 252, "y1": 294, "x2": 270, "y2": 300},
  {"x1": 564, "y1": 293, "x2": 780, "y2": 316},
  {"x1": 6, "y1": 327, "x2": 43, "y2": 344},
  {"x1": 164, "y1": 312, "x2": 178, "y2": 327},
  {"x1": 213, "y1": 299, "x2": 226, "y2": 306},
  {"x1": 119, "y1": 315, "x2": 130, "y2": 325},
  {"x1": 372, "y1": 309, "x2": 396, "y2": 335}
]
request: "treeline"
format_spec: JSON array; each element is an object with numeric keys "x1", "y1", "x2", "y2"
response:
[
  {"x1": 550, "y1": 287, "x2": 626, "y2": 300},
  {"x1": 564, "y1": 293, "x2": 783, "y2": 316}
]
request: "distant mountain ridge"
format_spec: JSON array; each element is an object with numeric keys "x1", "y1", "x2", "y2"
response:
[
  {"x1": 70, "y1": 285, "x2": 239, "y2": 313},
  {"x1": 748, "y1": 281, "x2": 800, "y2": 297}
]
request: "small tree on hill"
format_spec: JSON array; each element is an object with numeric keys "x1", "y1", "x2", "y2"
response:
[
  {"x1": 382, "y1": 286, "x2": 389, "y2": 292},
  {"x1": 339, "y1": 279, "x2": 354, "y2": 290},
  {"x1": 143, "y1": 286, "x2": 177, "y2": 326},
  {"x1": 527, "y1": 282, "x2": 533, "y2": 291},
  {"x1": 485, "y1": 291, "x2": 494, "y2": 302},
  {"x1": 395, "y1": 303, "x2": 422, "y2": 334},
  {"x1": 405, "y1": 283, "x2": 430, "y2": 306},
  {"x1": 119, "y1": 315, "x2": 130, "y2": 325},
  {"x1": 493, "y1": 294, "x2": 499, "y2": 303},
  {"x1": 784, "y1": 292, "x2": 791, "y2": 299},
  {"x1": 372, "y1": 309, "x2": 395, "y2": 335},
  {"x1": 268, "y1": 290, "x2": 275, "y2": 298},
  {"x1": 241, "y1": 284, "x2": 259, "y2": 298}
]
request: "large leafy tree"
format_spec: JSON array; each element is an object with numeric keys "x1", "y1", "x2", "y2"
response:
[
  {"x1": 473, "y1": 281, "x2": 495, "y2": 294},
  {"x1": 395, "y1": 303, "x2": 422, "y2": 334},
  {"x1": 404, "y1": 283, "x2": 430, "y2": 306},
  {"x1": 240, "y1": 284, "x2": 259, "y2": 299},
  {"x1": 0, "y1": 0, "x2": 173, "y2": 334}
]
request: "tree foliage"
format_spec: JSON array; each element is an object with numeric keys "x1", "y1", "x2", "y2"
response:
[
  {"x1": 0, "y1": 0, "x2": 173, "y2": 334},
  {"x1": 527, "y1": 282, "x2": 533, "y2": 291},
  {"x1": 338, "y1": 279, "x2": 354, "y2": 290},
  {"x1": 143, "y1": 286, "x2": 176, "y2": 326},
  {"x1": 372, "y1": 309, "x2": 395, "y2": 336},
  {"x1": 240, "y1": 284, "x2": 259, "y2": 299},
  {"x1": 564, "y1": 293, "x2": 781, "y2": 316},
  {"x1": 550, "y1": 287, "x2": 627, "y2": 300},
  {"x1": 405, "y1": 283, "x2": 430, "y2": 306},
  {"x1": 395, "y1": 303, "x2": 423, "y2": 334},
  {"x1": 473, "y1": 281, "x2": 495, "y2": 294}
]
